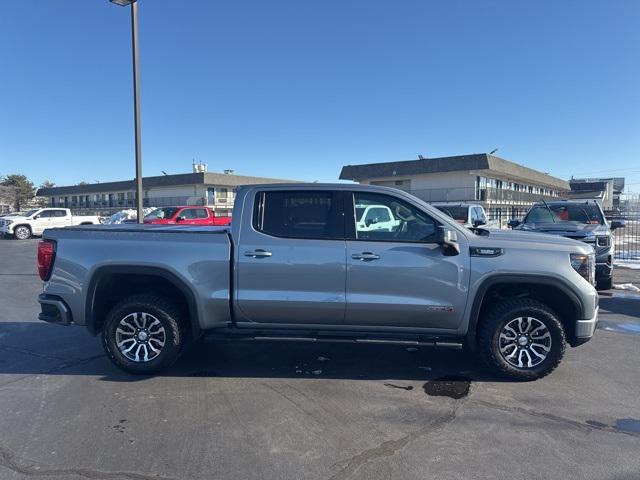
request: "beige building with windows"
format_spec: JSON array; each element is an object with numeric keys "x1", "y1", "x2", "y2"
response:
[
  {"x1": 37, "y1": 169, "x2": 297, "y2": 217},
  {"x1": 340, "y1": 153, "x2": 570, "y2": 212}
]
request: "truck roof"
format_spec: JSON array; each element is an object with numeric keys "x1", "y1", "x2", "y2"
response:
[{"x1": 238, "y1": 182, "x2": 416, "y2": 194}]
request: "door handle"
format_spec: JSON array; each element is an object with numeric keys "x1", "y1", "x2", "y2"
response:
[
  {"x1": 351, "y1": 252, "x2": 380, "y2": 261},
  {"x1": 244, "y1": 249, "x2": 272, "y2": 258}
]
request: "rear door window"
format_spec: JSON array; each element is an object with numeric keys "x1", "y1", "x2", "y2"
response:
[
  {"x1": 254, "y1": 191, "x2": 344, "y2": 239},
  {"x1": 180, "y1": 209, "x2": 199, "y2": 219}
]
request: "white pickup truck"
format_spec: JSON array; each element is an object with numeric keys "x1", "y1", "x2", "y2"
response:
[{"x1": 0, "y1": 208, "x2": 101, "y2": 240}]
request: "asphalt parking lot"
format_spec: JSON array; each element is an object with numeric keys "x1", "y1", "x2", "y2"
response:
[{"x1": 1, "y1": 238, "x2": 639, "y2": 480}]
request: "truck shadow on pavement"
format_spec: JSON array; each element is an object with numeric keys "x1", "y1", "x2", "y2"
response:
[
  {"x1": 598, "y1": 295, "x2": 640, "y2": 318},
  {"x1": 0, "y1": 321, "x2": 512, "y2": 384}
]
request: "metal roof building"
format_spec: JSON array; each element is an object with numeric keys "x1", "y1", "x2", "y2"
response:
[
  {"x1": 340, "y1": 153, "x2": 569, "y2": 208},
  {"x1": 37, "y1": 170, "x2": 299, "y2": 215}
]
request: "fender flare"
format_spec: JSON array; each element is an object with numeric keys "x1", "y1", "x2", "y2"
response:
[
  {"x1": 85, "y1": 265, "x2": 201, "y2": 338},
  {"x1": 465, "y1": 273, "x2": 585, "y2": 348},
  {"x1": 11, "y1": 223, "x2": 32, "y2": 233}
]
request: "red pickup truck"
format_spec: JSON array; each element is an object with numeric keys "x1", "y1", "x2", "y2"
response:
[{"x1": 143, "y1": 206, "x2": 231, "y2": 226}]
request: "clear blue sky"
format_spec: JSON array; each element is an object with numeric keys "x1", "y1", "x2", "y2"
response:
[{"x1": 1, "y1": 1, "x2": 639, "y2": 191}]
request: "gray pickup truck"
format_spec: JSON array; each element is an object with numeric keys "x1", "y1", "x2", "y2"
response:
[
  {"x1": 509, "y1": 200, "x2": 624, "y2": 290},
  {"x1": 37, "y1": 184, "x2": 599, "y2": 380}
]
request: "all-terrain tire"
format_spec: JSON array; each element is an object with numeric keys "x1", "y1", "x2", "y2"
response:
[
  {"x1": 478, "y1": 298, "x2": 566, "y2": 381},
  {"x1": 596, "y1": 276, "x2": 613, "y2": 291},
  {"x1": 102, "y1": 294, "x2": 185, "y2": 375},
  {"x1": 13, "y1": 225, "x2": 31, "y2": 240}
]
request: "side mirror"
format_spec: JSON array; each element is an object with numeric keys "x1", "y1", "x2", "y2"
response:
[
  {"x1": 508, "y1": 219, "x2": 521, "y2": 228},
  {"x1": 610, "y1": 219, "x2": 625, "y2": 230},
  {"x1": 473, "y1": 219, "x2": 486, "y2": 227},
  {"x1": 176, "y1": 216, "x2": 185, "y2": 223},
  {"x1": 436, "y1": 226, "x2": 460, "y2": 256},
  {"x1": 365, "y1": 218, "x2": 377, "y2": 227}
]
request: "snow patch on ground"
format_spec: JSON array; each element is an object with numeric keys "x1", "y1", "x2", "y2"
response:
[
  {"x1": 103, "y1": 208, "x2": 155, "y2": 224},
  {"x1": 613, "y1": 283, "x2": 640, "y2": 292},
  {"x1": 614, "y1": 259, "x2": 640, "y2": 270}
]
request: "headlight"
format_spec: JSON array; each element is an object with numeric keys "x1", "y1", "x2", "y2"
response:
[
  {"x1": 570, "y1": 253, "x2": 595, "y2": 285},
  {"x1": 4, "y1": 219, "x2": 12, "y2": 225},
  {"x1": 596, "y1": 235, "x2": 610, "y2": 248}
]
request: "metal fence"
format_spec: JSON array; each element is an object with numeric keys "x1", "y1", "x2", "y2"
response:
[
  {"x1": 406, "y1": 187, "x2": 560, "y2": 204},
  {"x1": 484, "y1": 206, "x2": 531, "y2": 229},
  {"x1": 610, "y1": 211, "x2": 640, "y2": 261},
  {"x1": 487, "y1": 206, "x2": 640, "y2": 262}
]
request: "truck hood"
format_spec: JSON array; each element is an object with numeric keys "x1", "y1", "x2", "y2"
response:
[
  {"x1": 1, "y1": 215, "x2": 28, "y2": 222},
  {"x1": 473, "y1": 228, "x2": 592, "y2": 250},
  {"x1": 516, "y1": 222, "x2": 607, "y2": 239}
]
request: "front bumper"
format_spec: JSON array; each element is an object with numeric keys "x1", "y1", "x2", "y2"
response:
[
  {"x1": 38, "y1": 294, "x2": 73, "y2": 326},
  {"x1": 573, "y1": 306, "x2": 599, "y2": 345}
]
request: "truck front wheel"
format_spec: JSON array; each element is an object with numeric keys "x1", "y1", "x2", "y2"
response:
[
  {"x1": 102, "y1": 294, "x2": 185, "y2": 375},
  {"x1": 13, "y1": 225, "x2": 31, "y2": 240},
  {"x1": 478, "y1": 298, "x2": 566, "y2": 381},
  {"x1": 596, "y1": 276, "x2": 613, "y2": 291}
]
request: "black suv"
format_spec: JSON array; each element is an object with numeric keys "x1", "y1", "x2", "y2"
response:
[{"x1": 509, "y1": 200, "x2": 625, "y2": 290}]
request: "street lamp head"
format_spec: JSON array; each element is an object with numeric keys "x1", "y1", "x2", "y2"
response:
[{"x1": 109, "y1": 0, "x2": 136, "y2": 6}]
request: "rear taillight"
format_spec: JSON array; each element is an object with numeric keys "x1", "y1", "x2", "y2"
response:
[{"x1": 37, "y1": 240, "x2": 56, "y2": 281}]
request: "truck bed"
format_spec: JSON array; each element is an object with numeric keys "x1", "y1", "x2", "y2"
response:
[{"x1": 42, "y1": 225, "x2": 232, "y2": 330}]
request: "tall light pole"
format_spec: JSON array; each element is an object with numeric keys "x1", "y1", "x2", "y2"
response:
[{"x1": 110, "y1": 0, "x2": 144, "y2": 223}]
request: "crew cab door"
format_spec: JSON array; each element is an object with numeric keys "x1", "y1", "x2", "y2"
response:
[
  {"x1": 235, "y1": 190, "x2": 346, "y2": 325},
  {"x1": 30, "y1": 210, "x2": 52, "y2": 234},
  {"x1": 51, "y1": 209, "x2": 72, "y2": 228},
  {"x1": 177, "y1": 207, "x2": 211, "y2": 225},
  {"x1": 344, "y1": 191, "x2": 469, "y2": 330}
]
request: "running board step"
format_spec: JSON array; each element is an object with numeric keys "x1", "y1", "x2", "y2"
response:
[{"x1": 204, "y1": 333, "x2": 463, "y2": 349}]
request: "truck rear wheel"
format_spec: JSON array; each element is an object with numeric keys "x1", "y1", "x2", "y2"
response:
[
  {"x1": 478, "y1": 298, "x2": 566, "y2": 381},
  {"x1": 102, "y1": 294, "x2": 185, "y2": 375}
]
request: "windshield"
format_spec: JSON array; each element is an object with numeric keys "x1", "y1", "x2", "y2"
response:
[
  {"x1": 434, "y1": 206, "x2": 468, "y2": 223},
  {"x1": 524, "y1": 204, "x2": 603, "y2": 224},
  {"x1": 355, "y1": 207, "x2": 366, "y2": 222},
  {"x1": 24, "y1": 209, "x2": 40, "y2": 218},
  {"x1": 144, "y1": 207, "x2": 179, "y2": 220}
]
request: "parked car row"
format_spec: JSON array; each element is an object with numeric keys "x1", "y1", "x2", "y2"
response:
[{"x1": 1, "y1": 206, "x2": 231, "y2": 239}]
